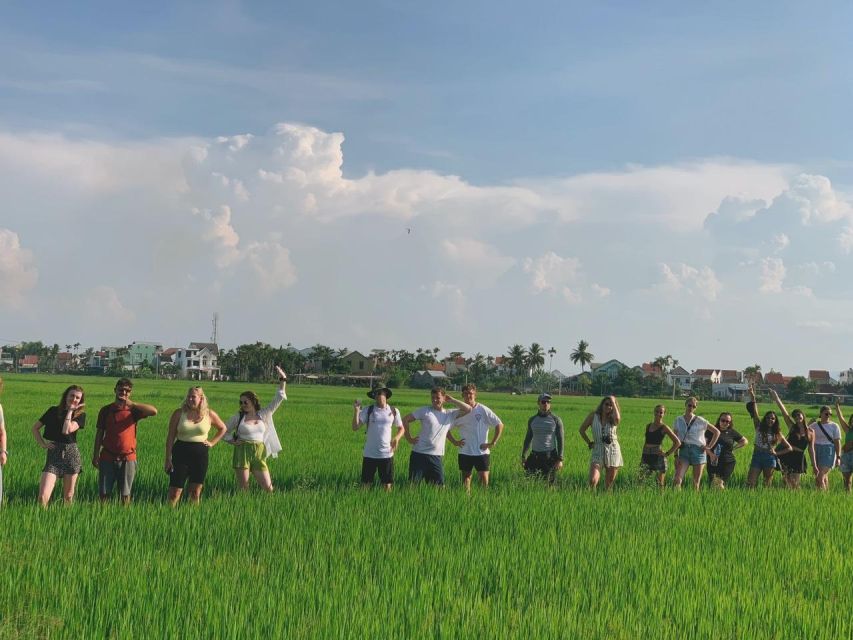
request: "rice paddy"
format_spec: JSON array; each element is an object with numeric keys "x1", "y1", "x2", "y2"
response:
[{"x1": 0, "y1": 374, "x2": 850, "y2": 639}]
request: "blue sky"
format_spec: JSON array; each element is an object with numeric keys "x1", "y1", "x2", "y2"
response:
[{"x1": 2, "y1": 2, "x2": 852, "y2": 375}]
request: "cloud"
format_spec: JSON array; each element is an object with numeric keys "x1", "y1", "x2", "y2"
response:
[
  {"x1": 440, "y1": 239, "x2": 516, "y2": 283},
  {"x1": 759, "y1": 257, "x2": 785, "y2": 293},
  {"x1": 522, "y1": 252, "x2": 581, "y2": 294},
  {"x1": 590, "y1": 283, "x2": 611, "y2": 298},
  {"x1": 193, "y1": 205, "x2": 241, "y2": 267},
  {"x1": 0, "y1": 228, "x2": 38, "y2": 306},
  {"x1": 244, "y1": 241, "x2": 298, "y2": 293},
  {"x1": 655, "y1": 263, "x2": 722, "y2": 301},
  {"x1": 83, "y1": 286, "x2": 135, "y2": 323}
]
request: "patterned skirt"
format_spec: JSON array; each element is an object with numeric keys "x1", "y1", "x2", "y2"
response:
[{"x1": 43, "y1": 442, "x2": 83, "y2": 477}]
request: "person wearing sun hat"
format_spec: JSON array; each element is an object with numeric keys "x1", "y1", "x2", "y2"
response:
[
  {"x1": 521, "y1": 393, "x2": 565, "y2": 484},
  {"x1": 352, "y1": 383, "x2": 404, "y2": 490}
]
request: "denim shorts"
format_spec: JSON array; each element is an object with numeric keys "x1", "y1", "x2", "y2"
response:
[
  {"x1": 750, "y1": 449, "x2": 778, "y2": 470},
  {"x1": 678, "y1": 444, "x2": 706, "y2": 465},
  {"x1": 815, "y1": 444, "x2": 836, "y2": 470},
  {"x1": 840, "y1": 451, "x2": 853, "y2": 474}
]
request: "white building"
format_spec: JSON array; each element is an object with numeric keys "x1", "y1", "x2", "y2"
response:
[{"x1": 175, "y1": 342, "x2": 220, "y2": 380}]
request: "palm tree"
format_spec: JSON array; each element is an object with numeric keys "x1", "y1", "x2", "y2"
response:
[
  {"x1": 743, "y1": 364, "x2": 762, "y2": 387},
  {"x1": 506, "y1": 344, "x2": 526, "y2": 388},
  {"x1": 570, "y1": 340, "x2": 594, "y2": 372},
  {"x1": 652, "y1": 354, "x2": 679, "y2": 377},
  {"x1": 526, "y1": 343, "x2": 545, "y2": 376},
  {"x1": 547, "y1": 347, "x2": 557, "y2": 373}
]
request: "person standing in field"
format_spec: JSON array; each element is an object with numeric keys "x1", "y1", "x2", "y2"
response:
[
  {"x1": 521, "y1": 393, "x2": 564, "y2": 485},
  {"x1": 832, "y1": 400, "x2": 853, "y2": 492},
  {"x1": 579, "y1": 395, "x2": 623, "y2": 490},
  {"x1": 92, "y1": 378, "x2": 158, "y2": 505},
  {"x1": 32, "y1": 385, "x2": 86, "y2": 506},
  {"x1": 809, "y1": 404, "x2": 841, "y2": 491},
  {"x1": 744, "y1": 386, "x2": 793, "y2": 489},
  {"x1": 705, "y1": 412, "x2": 747, "y2": 489},
  {"x1": 672, "y1": 396, "x2": 720, "y2": 490},
  {"x1": 638, "y1": 405, "x2": 680, "y2": 488},
  {"x1": 0, "y1": 377, "x2": 7, "y2": 504},
  {"x1": 450, "y1": 383, "x2": 504, "y2": 491},
  {"x1": 164, "y1": 387, "x2": 227, "y2": 506},
  {"x1": 352, "y1": 383, "x2": 403, "y2": 490},
  {"x1": 768, "y1": 389, "x2": 816, "y2": 489},
  {"x1": 223, "y1": 366, "x2": 287, "y2": 493},
  {"x1": 402, "y1": 386, "x2": 471, "y2": 486}
]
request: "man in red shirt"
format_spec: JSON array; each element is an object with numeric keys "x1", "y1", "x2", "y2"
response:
[{"x1": 93, "y1": 378, "x2": 158, "y2": 504}]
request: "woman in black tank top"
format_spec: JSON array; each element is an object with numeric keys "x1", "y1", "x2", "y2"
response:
[
  {"x1": 769, "y1": 389, "x2": 816, "y2": 489},
  {"x1": 639, "y1": 405, "x2": 680, "y2": 487}
]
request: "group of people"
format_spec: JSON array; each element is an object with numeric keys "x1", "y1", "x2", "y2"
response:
[
  {"x1": 0, "y1": 366, "x2": 288, "y2": 506},
  {"x1": 2, "y1": 371, "x2": 851, "y2": 505},
  {"x1": 358, "y1": 384, "x2": 853, "y2": 492}
]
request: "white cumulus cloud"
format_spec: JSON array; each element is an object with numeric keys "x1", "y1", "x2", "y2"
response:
[{"x1": 0, "y1": 228, "x2": 38, "y2": 306}]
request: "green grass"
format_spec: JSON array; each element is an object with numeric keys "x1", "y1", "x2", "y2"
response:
[{"x1": 0, "y1": 374, "x2": 850, "y2": 639}]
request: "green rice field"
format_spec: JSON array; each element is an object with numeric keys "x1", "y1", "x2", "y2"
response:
[{"x1": 0, "y1": 374, "x2": 850, "y2": 639}]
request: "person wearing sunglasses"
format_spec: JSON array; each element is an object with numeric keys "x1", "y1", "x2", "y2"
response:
[
  {"x1": 92, "y1": 378, "x2": 158, "y2": 505},
  {"x1": 809, "y1": 405, "x2": 841, "y2": 490},
  {"x1": 706, "y1": 412, "x2": 746, "y2": 489},
  {"x1": 579, "y1": 395, "x2": 623, "y2": 490},
  {"x1": 768, "y1": 388, "x2": 816, "y2": 489},
  {"x1": 521, "y1": 393, "x2": 564, "y2": 485},
  {"x1": 745, "y1": 386, "x2": 793, "y2": 489},
  {"x1": 672, "y1": 396, "x2": 720, "y2": 490},
  {"x1": 223, "y1": 365, "x2": 287, "y2": 492}
]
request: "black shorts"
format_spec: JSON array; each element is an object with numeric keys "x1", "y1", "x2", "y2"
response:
[
  {"x1": 708, "y1": 459, "x2": 736, "y2": 483},
  {"x1": 361, "y1": 457, "x2": 394, "y2": 485},
  {"x1": 524, "y1": 450, "x2": 560, "y2": 480},
  {"x1": 458, "y1": 454, "x2": 490, "y2": 473},
  {"x1": 169, "y1": 440, "x2": 210, "y2": 488},
  {"x1": 640, "y1": 453, "x2": 667, "y2": 474},
  {"x1": 409, "y1": 451, "x2": 445, "y2": 485}
]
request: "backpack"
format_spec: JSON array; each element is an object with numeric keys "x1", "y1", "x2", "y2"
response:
[{"x1": 365, "y1": 404, "x2": 397, "y2": 431}]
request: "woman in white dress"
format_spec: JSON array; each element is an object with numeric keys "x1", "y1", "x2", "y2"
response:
[{"x1": 579, "y1": 395, "x2": 623, "y2": 490}]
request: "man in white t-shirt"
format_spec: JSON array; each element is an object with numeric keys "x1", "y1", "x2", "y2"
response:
[
  {"x1": 450, "y1": 383, "x2": 504, "y2": 491},
  {"x1": 352, "y1": 385, "x2": 404, "y2": 490},
  {"x1": 402, "y1": 386, "x2": 472, "y2": 486}
]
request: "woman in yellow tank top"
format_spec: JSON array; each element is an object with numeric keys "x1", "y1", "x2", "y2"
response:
[{"x1": 164, "y1": 387, "x2": 226, "y2": 506}]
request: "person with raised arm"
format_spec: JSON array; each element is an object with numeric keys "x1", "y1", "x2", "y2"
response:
[
  {"x1": 579, "y1": 395, "x2": 623, "y2": 490},
  {"x1": 402, "y1": 387, "x2": 471, "y2": 486},
  {"x1": 744, "y1": 386, "x2": 793, "y2": 488},
  {"x1": 638, "y1": 405, "x2": 681, "y2": 488},
  {"x1": 705, "y1": 412, "x2": 747, "y2": 489},
  {"x1": 672, "y1": 397, "x2": 720, "y2": 490},
  {"x1": 0, "y1": 377, "x2": 7, "y2": 504},
  {"x1": 450, "y1": 383, "x2": 504, "y2": 491},
  {"x1": 809, "y1": 404, "x2": 841, "y2": 491},
  {"x1": 769, "y1": 389, "x2": 816, "y2": 489},
  {"x1": 164, "y1": 387, "x2": 227, "y2": 506},
  {"x1": 32, "y1": 385, "x2": 86, "y2": 506},
  {"x1": 92, "y1": 378, "x2": 158, "y2": 505},
  {"x1": 352, "y1": 383, "x2": 403, "y2": 491},
  {"x1": 223, "y1": 365, "x2": 287, "y2": 493},
  {"x1": 833, "y1": 399, "x2": 853, "y2": 492},
  {"x1": 521, "y1": 393, "x2": 564, "y2": 485}
]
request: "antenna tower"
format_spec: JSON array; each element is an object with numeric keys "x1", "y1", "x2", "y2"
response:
[{"x1": 211, "y1": 312, "x2": 219, "y2": 344}]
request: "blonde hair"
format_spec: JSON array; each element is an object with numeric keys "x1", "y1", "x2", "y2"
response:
[{"x1": 181, "y1": 386, "x2": 210, "y2": 419}]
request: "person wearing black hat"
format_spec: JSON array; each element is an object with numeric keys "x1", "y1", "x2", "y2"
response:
[
  {"x1": 521, "y1": 393, "x2": 564, "y2": 484},
  {"x1": 353, "y1": 385, "x2": 404, "y2": 490}
]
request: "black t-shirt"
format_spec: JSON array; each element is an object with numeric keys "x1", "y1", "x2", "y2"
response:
[
  {"x1": 38, "y1": 406, "x2": 86, "y2": 444},
  {"x1": 706, "y1": 427, "x2": 743, "y2": 464}
]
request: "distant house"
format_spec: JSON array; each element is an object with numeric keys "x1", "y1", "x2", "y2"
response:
[
  {"x1": 128, "y1": 341, "x2": 163, "y2": 369},
  {"x1": 159, "y1": 347, "x2": 179, "y2": 365},
  {"x1": 444, "y1": 356, "x2": 468, "y2": 375},
  {"x1": 56, "y1": 352, "x2": 74, "y2": 372},
  {"x1": 590, "y1": 360, "x2": 627, "y2": 379},
  {"x1": 20, "y1": 354, "x2": 40, "y2": 373},
  {"x1": 809, "y1": 370, "x2": 834, "y2": 385},
  {"x1": 410, "y1": 370, "x2": 449, "y2": 388},
  {"x1": 639, "y1": 362, "x2": 663, "y2": 377},
  {"x1": 668, "y1": 366, "x2": 694, "y2": 392},
  {"x1": 175, "y1": 342, "x2": 220, "y2": 380},
  {"x1": 339, "y1": 350, "x2": 375, "y2": 375},
  {"x1": 692, "y1": 369, "x2": 721, "y2": 384},
  {"x1": 712, "y1": 382, "x2": 749, "y2": 401},
  {"x1": 839, "y1": 369, "x2": 853, "y2": 385},
  {"x1": 719, "y1": 370, "x2": 743, "y2": 384}
]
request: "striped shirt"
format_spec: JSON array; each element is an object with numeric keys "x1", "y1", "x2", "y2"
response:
[{"x1": 522, "y1": 412, "x2": 564, "y2": 458}]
